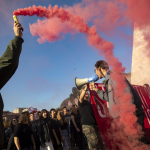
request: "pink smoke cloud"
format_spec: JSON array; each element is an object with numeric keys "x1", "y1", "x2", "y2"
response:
[
  {"x1": 64, "y1": 0, "x2": 150, "y2": 50},
  {"x1": 29, "y1": 17, "x2": 77, "y2": 43},
  {"x1": 64, "y1": 0, "x2": 129, "y2": 36}
]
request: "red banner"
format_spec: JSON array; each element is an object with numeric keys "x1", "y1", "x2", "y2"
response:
[{"x1": 88, "y1": 83, "x2": 150, "y2": 150}]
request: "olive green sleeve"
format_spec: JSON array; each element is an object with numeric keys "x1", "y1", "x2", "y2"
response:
[{"x1": 0, "y1": 36, "x2": 24, "y2": 90}]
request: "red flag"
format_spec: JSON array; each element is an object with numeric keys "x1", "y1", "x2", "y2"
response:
[{"x1": 88, "y1": 83, "x2": 150, "y2": 149}]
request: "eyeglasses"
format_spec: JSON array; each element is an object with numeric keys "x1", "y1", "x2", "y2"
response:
[{"x1": 13, "y1": 120, "x2": 16, "y2": 122}]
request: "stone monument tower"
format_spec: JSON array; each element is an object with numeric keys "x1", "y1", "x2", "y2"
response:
[{"x1": 131, "y1": 27, "x2": 150, "y2": 86}]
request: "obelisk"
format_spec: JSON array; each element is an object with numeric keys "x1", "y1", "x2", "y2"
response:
[{"x1": 131, "y1": 27, "x2": 150, "y2": 86}]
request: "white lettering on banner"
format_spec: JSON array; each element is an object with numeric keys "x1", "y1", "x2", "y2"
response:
[
  {"x1": 145, "y1": 110, "x2": 150, "y2": 126},
  {"x1": 147, "y1": 109, "x2": 150, "y2": 117},
  {"x1": 96, "y1": 100, "x2": 107, "y2": 118},
  {"x1": 136, "y1": 87, "x2": 150, "y2": 118},
  {"x1": 98, "y1": 84, "x2": 104, "y2": 87},
  {"x1": 134, "y1": 86, "x2": 150, "y2": 125}
]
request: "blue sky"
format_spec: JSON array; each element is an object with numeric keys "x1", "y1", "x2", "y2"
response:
[{"x1": 0, "y1": 0, "x2": 133, "y2": 112}]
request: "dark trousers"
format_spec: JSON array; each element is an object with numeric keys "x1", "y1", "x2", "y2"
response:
[
  {"x1": 53, "y1": 143, "x2": 63, "y2": 150},
  {"x1": 137, "y1": 113, "x2": 150, "y2": 144},
  {"x1": 0, "y1": 96, "x2": 4, "y2": 150},
  {"x1": 73, "y1": 130, "x2": 83, "y2": 150},
  {"x1": 70, "y1": 130, "x2": 75, "y2": 149},
  {"x1": 35, "y1": 141, "x2": 40, "y2": 150},
  {"x1": 21, "y1": 145, "x2": 33, "y2": 150}
]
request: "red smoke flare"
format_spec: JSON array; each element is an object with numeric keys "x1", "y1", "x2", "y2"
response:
[{"x1": 13, "y1": 1, "x2": 150, "y2": 149}]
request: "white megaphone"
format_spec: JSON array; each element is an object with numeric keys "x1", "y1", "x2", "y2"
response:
[{"x1": 75, "y1": 75, "x2": 99, "y2": 90}]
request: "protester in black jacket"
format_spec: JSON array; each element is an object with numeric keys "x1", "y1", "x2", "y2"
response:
[
  {"x1": 0, "y1": 22, "x2": 24, "y2": 150},
  {"x1": 70, "y1": 105, "x2": 83, "y2": 150},
  {"x1": 14, "y1": 111, "x2": 36, "y2": 150},
  {"x1": 38, "y1": 109, "x2": 54, "y2": 150},
  {"x1": 4, "y1": 118, "x2": 17, "y2": 149},
  {"x1": 5, "y1": 118, "x2": 17, "y2": 140},
  {"x1": 57, "y1": 109, "x2": 71, "y2": 150},
  {"x1": 30, "y1": 112, "x2": 40, "y2": 150},
  {"x1": 50, "y1": 109, "x2": 64, "y2": 150}
]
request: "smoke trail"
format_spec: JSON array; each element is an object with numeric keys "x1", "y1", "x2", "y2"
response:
[
  {"x1": 64, "y1": 0, "x2": 128, "y2": 36},
  {"x1": 29, "y1": 17, "x2": 76, "y2": 44},
  {"x1": 64, "y1": 0, "x2": 150, "y2": 52},
  {"x1": 13, "y1": 2, "x2": 150, "y2": 149}
]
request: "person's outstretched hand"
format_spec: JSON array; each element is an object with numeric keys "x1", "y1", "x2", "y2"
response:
[{"x1": 13, "y1": 22, "x2": 24, "y2": 37}]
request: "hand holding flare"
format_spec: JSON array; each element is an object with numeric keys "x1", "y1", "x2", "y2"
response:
[{"x1": 13, "y1": 15, "x2": 24, "y2": 37}]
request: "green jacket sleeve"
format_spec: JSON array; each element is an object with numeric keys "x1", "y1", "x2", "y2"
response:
[{"x1": 0, "y1": 36, "x2": 24, "y2": 90}]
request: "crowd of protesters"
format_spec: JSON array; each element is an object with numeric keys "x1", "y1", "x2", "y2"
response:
[
  {"x1": 2, "y1": 78, "x2": 150, "y2": 150},
  {"x1": 2, "y1": 102, "x2": 99, "y2": 150},
  {"x1": 2, "y1": 79, "x2": 109, "y2": 150}
]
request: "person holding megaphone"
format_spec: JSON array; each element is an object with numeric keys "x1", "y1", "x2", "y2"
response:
[
  {"x1": 89, "y1": 60, "x2": 149, "y2": 145},
  {"x1": 76, "y1": 84, "x2": 107, "y2": 149}
]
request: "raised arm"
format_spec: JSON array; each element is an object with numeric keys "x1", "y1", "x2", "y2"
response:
[
  {"x1": 79, "y1": 85, "x2": 87, "y2": 103},
  {"x1": 0, "y1": 22, "x2": 24, "y2": 90}
]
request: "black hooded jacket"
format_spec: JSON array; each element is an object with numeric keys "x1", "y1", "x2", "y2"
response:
[
  {"x1": 30, "y1": 120, "x2": 40, "y2": 142},
  {"x1": 38, "y1": 119, "x2": 53, "y2": 147}
]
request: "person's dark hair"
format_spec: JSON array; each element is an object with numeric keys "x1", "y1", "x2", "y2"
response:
[
  {"x1": 15, "y1": 116, "x2": 19, "y2": 123},
  {"x1": 73, "y1": 104, "x2": 78, "y2": 108},
  {"x1": 95, "y1": 60, "x2": 109, "y2": 70},
  {"x1": 3, "y1": 120, "x2": 10, "y2": 130},
  {"x1": 40, "y1": 109, "x2": 48, "y2": 120},
  {"x1": 71, "y1": 105, "x2": 77, "y2": 115},
  {"x1": 50, "y1": 108, "x2": 55, "y2": 114},
  {"x1": 143, "y1": 84, "x2": 149, "y2": 87},
  {"x1": 47, "y1": 112, "x2": 50, "y2": 120},
  {"x1": 30, "y1": 112, "x2": 34, "y2": 115},
  {"x1": 37, "y1": 111, "x2": 41, "y2": 116},
  {"x1": 57, "y1": 110, "x2": 68, "y2": 125},
  {"x1": 19, "y1": 111, "x2": 30, "y2": 125},
  {"x1": 63, "y1": 107, "x2": 67, "y2": 109},
  {"x1": 10, "y1": 119, "x2": 15, "y2": 132}
]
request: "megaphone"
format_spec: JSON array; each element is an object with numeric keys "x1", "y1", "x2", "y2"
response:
[{"x1": 75, "y1": 75, "x2": 99, "y2": 90}]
